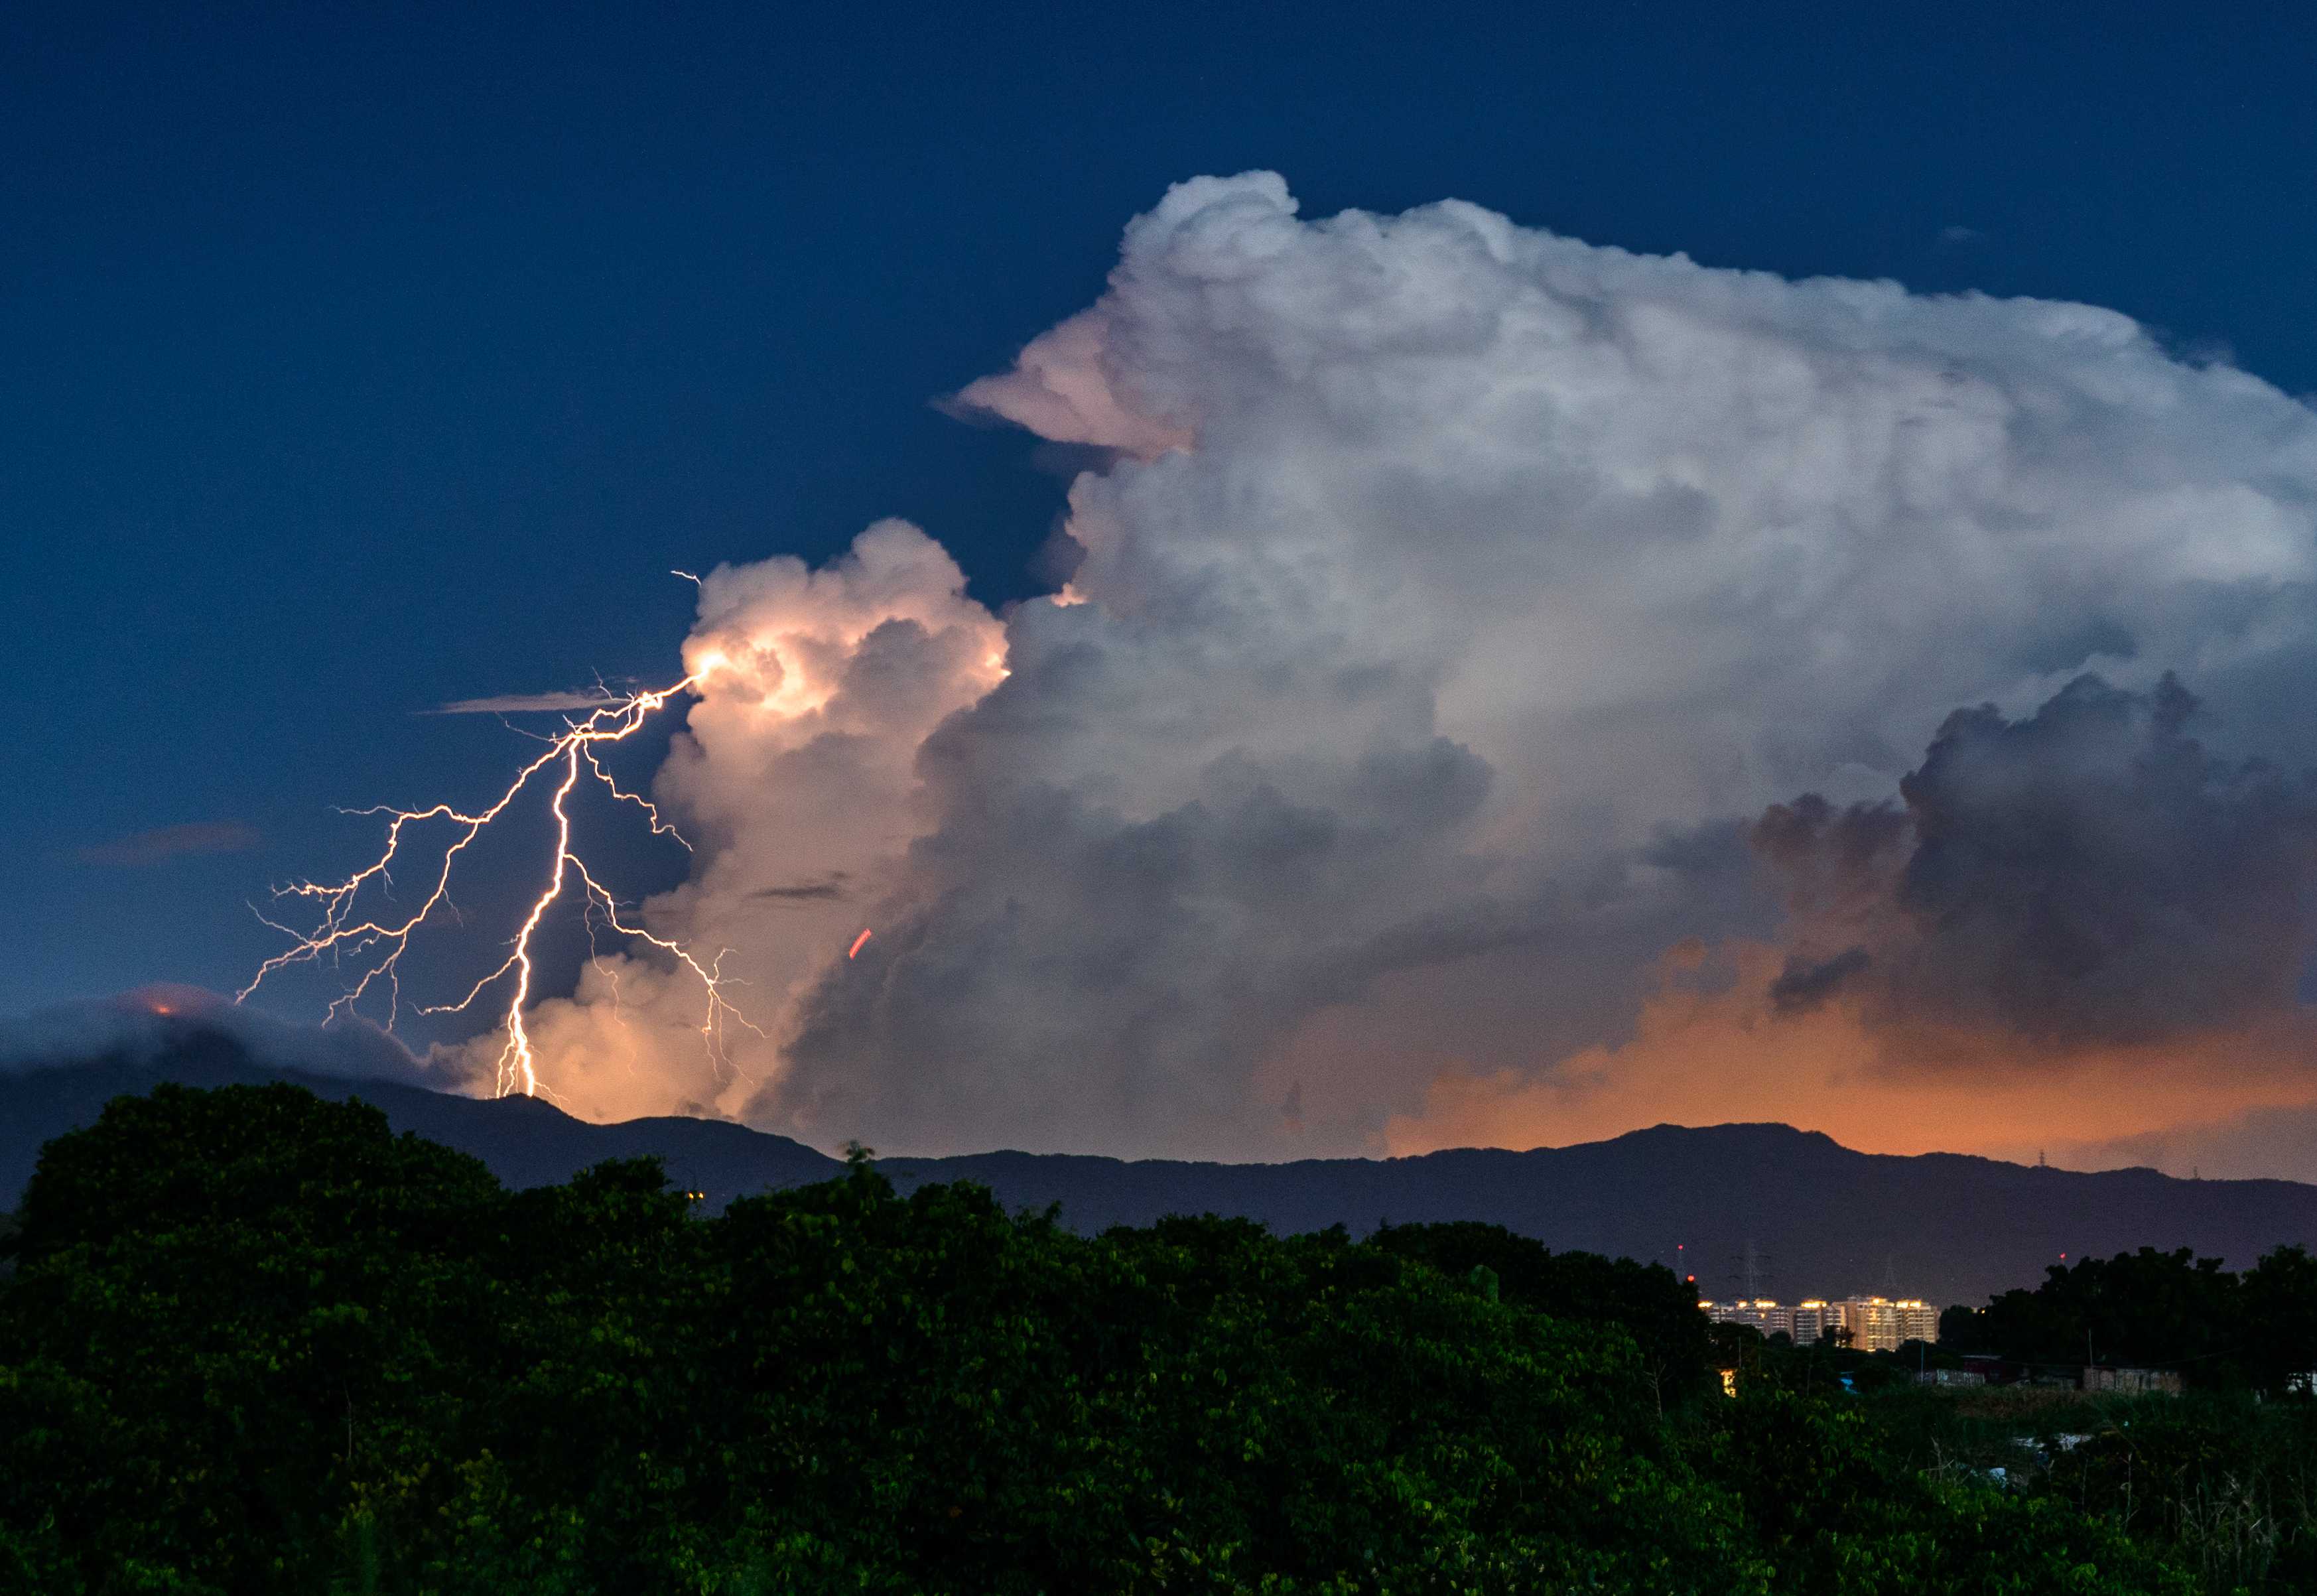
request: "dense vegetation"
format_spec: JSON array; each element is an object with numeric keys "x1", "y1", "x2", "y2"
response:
[
  {"x1": 1939, "y1": 1245, "x2": 2317, "y2": 1393},
  {"x1": 1687, "y1": 1240, "x2": 2317, "y2": 1594},
  {"x1": 1727, "y1": 1333, "x2": 2317, "y2": 1593},
  {"x1": 0, "y1": 1085, "x2": 2223, "y2": 1593}
]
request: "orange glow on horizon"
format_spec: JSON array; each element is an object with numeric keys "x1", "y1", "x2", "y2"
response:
[{"x1": 1382, "y1": 939, "x2": 2317, "y2": 1175}]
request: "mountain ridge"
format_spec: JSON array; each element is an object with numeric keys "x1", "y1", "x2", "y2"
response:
[{"x1": 6, "y1": 1023, "x2": 2312, "y2": 1305}]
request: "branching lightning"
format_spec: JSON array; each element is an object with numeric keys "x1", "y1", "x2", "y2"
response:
[{"x1": 238, "y1": 663, "x2": 760, "y2": 1099}]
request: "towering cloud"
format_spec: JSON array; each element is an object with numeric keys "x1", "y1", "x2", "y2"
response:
[
  {"x1": 515, "y1": 172, "x2": 2317, "y2": 1168},
  {"x1": 500, "y1": 522, "x2": 1005, "y2": 1121}
]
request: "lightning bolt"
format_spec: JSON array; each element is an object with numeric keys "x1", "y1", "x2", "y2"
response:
[{"x1": 237, "y1": 659, "x2": 758, "y2": 1100}]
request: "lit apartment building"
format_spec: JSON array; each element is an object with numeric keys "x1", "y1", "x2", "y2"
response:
[
  {"x1": 1700, "y1": 1299, "x2": 1793, "y2": 1337},
  {"x1": 1788, "y1": 1301, "x2": 1839, "y2": 1346},
  {"x1": 1699, "y1": 1296, "x2": 1937, "y2": 1351},
  {"x1": 1841, "y1": 1297, "x2": 1938, "y2": 1352},
  {"x1": 1701, "y1": 1299, "x2": 1839, "y2": 1346}
]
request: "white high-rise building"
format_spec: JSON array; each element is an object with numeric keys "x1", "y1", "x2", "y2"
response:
[
  {"x1": 1788, "y1": 1301, "x2": 1839, "y2": 1346},
  {"x1": 1840, "y1": 1297, "x2": 1939, "y2": 1352},
  {"x1": 1699, "y1": 1299, "x2": 1793, "y2": 1338},
  {"x1": 1699, "y1": 1296, "x2": 1937, "y2": 1351}
]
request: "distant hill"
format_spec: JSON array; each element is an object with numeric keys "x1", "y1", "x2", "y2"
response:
[
  {"x1": 0, "y1": 1024, "x2": 838, "y2": 1214},
  {"x1": 882, "y1": 1137, "x2": 2317, "y2": 1307},
  {"x1": 9, "y1": 1022, "x2": 2317, "y2": 1306}
]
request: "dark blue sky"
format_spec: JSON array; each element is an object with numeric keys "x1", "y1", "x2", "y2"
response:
[{"x1": 6, "y1": 3, "x2": 2314, "y2": 1020}]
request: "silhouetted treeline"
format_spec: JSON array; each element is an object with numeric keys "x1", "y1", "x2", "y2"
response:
[
  {"x1": 1368, "y1": 1217, "x2": 1713, "y2": 1406},
  {"x1": 1940, "y1": 1245, "x2": 2317, "y2": 1389},
  {"x1": 0, "y1": 1085, "x2": 2200, "y2": 1593}
]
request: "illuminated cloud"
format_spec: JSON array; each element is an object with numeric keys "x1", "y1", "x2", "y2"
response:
[
  {"x1": 497, "y1": 519, "x2": 1006, "y2": 1122},
  {"x1": 521, "y1": 173, "x2": 2317, "y2": 1164},
  {"x1": 945, "y1": 308, "x2": 1195, "y2": 461}
]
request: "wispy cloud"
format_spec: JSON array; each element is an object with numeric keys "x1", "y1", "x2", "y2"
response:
[
  {"x1": 427, "y1": 690, "x2": 617, "y2": 716},
  {"x1": 79, "y1": 821, "x2": 261, "y2": 867},
  {"x1": 752, "y1": 876, "x2": 852, "y2": 903}
]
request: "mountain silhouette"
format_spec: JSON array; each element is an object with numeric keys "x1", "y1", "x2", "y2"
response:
[{"x1": 7, "y1": 1020, "x2": 2314, "y2": 1306}]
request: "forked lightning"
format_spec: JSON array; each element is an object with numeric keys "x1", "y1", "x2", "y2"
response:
[{"x1": 237, "y1": 663, "x2": 757, "y2": 1098}]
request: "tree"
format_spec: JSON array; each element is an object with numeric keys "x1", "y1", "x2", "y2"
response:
[
  {"x1": 2241, "y1": 1245, "x2": 2317, "y2": 1396},
  {"x1": 1368, "y1": 1220, "x2": 1714, "y2": 1404},
  {"x1": 1967, "y1": 1248, "x2": 2245, "y2": 1386},
  {"x1": 0, "y1": 1084, "x2": 2207, "y2": 1593},
  {"x1": 1938, "y1": 1302, "x2": 1982, "y2": 1350}
]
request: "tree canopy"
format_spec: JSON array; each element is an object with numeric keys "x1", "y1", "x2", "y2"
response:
[
  {"x1": 1942, "y1": 1244, "x2": 2317, "y2": 1391},
  {"x1": 0, "y1": 1085, "x2": 2196, "y2": 1593}
]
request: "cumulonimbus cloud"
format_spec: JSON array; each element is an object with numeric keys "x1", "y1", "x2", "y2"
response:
[{"x1": 501, "y1": 172, "x2": 2317, "y2": 1169}]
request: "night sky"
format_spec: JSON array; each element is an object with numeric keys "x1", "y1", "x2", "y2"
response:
[{"x1": 9, "y1": 6, "x2": 2317, "y2": 1171}]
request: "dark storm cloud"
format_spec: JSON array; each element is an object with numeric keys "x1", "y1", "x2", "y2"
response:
[
  {"x1": 1756, "y1": 674, "x2": 2317, "y2": 1045},
  {"x1": 0, "y1": 988, "x2": 450, "y2": 1089},
  {"x1": 769, "y1": 731, "x2": 1506, "y2": 1157},
  {"x1": 751, "y1": 876, "x2": 852, "y2": 903},
  {"x1": 1752, "y1": 797, "x2": 1910, "y2": 918},
  {"x1": 1768, "y1": 947, "x2": 1873, "y2": 1016},
  {"x1": 2062, "y1": 1101, "x2": 2317, "y2": 1181},
  {"x1": 766, "y1": 700, "x2": 1795, "y2": 1158}
]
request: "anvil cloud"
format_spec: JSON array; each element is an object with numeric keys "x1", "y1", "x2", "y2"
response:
[{"x1": 511, "y1": 173, "x2": 2317, "y2": 1173}]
